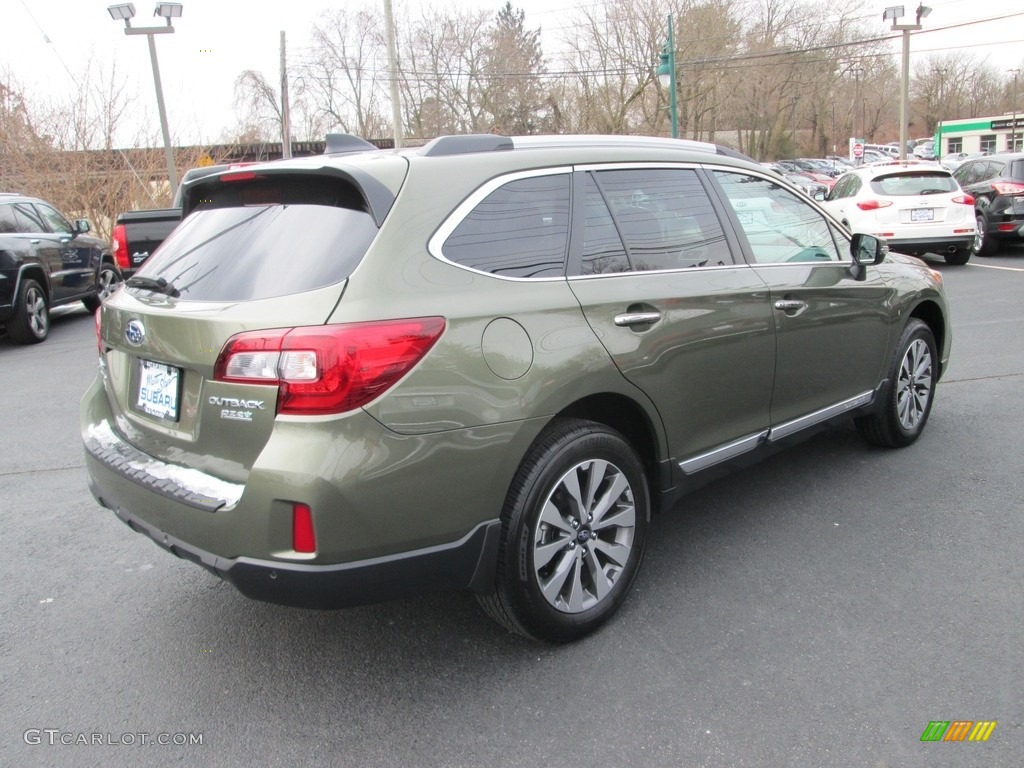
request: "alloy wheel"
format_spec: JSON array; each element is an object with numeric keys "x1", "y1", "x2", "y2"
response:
[
  {"x1": 532, "y1": 459, "x2": 636, "y2": 614},
  {"x1": 896, "y1": 338, "x2": 933, "y2": 431}
]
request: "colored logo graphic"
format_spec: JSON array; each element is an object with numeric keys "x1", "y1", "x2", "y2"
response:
[{"x1": 920, "y1": 720, "x2": 997, "y2": 742}]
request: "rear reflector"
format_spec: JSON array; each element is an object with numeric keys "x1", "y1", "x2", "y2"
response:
[
  {"x1": 998, "y1": 223, "x2": 1018, "y2": 232},
  {"x1": 292, "y1": 503, "x2": 316, "y2": 553},
  {"x1": 214, "y1": 317, "x2": 446, "y2": 415}
]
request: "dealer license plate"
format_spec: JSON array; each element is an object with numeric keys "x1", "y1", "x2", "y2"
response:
[
  {"x1": 136, "y1": 359, "x2": 181, "y2": 421},
  {"x1": 911, "y1": 208, "x2": 934, "y2": 222}
]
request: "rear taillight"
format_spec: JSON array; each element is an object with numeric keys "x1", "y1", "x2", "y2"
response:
[
  {"x1": 94, "y1": 309, "x2": 103, "y2": 356},
  {"x1": 951, "y1": 194, "x2": 975, "y2": 205},
  {"x1": 111, "y1": 224, "x2": 129, "y2": 270},
  {"x1": 992, "y1": 181, "x2": 1024, "y2": 196},
  {"x1": 214, "y1": 317, "x2": 446, "y2": 415},
  {"x1": 856, "y1": 200, "x2": 893, "y2": 211}
]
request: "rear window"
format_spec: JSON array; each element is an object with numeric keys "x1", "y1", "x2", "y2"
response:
[
  {"x1": 869, "y1": 172, "x2": 957, "y2": 196},
  {"x1": 1009, "y1": 159, "x2": 1024, "y2": 181},
  {"x1": 136, "y1": 176, "x2": 377, "y2": 301}
]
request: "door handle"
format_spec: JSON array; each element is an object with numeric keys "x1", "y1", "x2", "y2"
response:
[
  {"x1": 614, "y1": 311, "x2": 662, "y2": 327},
  {"x1": 773, "y1": 299, "x2": 806, "y2": 312},
  {"x1": 30, "y1": 239, "x2": 41, "y2": 244}
]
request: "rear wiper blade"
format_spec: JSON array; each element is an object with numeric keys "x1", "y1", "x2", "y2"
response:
[{"x1": 125, "y1": 275, "x2": 180, "y2": 297}]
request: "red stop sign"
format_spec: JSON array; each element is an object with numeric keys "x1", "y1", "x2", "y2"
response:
[{"x1": 853, "y1": 142, "x2": 864, "y2": 158}]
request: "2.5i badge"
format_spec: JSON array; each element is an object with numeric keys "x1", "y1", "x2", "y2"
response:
[{"x1": 208, "y1": 396, "x2": 264, "y2": 422}]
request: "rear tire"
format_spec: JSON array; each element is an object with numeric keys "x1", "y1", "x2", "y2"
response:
[
  {"x1": 83, "y1": 261, "x2": 120, "y2": 313},
  {"x1": 856, "y1": 318, "x2": 937, "y2": 448},
  {"x1": 7, "y1": 279, "x2": 49, "y2": 344},
  {"x1": 943, "y1": 248, "x2": 970, "y2": 265},
  {"x1": 478, "y1": 418, "x2": 649, "y2": 643},
  {"x1": 973, "y1": 213, "x2": 995, "y2": 256}
]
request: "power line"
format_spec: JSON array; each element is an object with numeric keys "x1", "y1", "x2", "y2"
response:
[{"x1": 16, "y1": 0, "x2": 81, "y2": 89}]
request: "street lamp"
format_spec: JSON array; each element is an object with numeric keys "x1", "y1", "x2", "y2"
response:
[
  {"x1": 884, "y1": 4, "x2": 931, "y2": 163},
  {"x1": 107, "y1": 2, "x2": 182, "y2": 193},
  {"x1": 656, "y1": 14, "x2": 678, "y2": 139}
]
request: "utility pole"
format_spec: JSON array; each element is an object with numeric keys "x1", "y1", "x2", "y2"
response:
[
  {"x1": 382, "y1": 0, "x2": 404, "y2": 148},
  {"x1": 281, "y1": 31, "x2": 292, "y2": 159},
  {"x1": 854, "y1": 66, "x2": 863, "y2": 165},
  {"x1": 1009, "y1": 69, "x2": 1021, "y2": 152}
]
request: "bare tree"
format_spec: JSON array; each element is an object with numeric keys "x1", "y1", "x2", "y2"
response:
[
  {"x1": 302, "y1": 8, "x2": 389, "y2": 137},
  {"x1": 400, "y1": 7, "x2": 494, "y2": 137}
]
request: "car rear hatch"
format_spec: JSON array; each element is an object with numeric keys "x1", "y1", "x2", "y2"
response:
[
  {"x1": 90, "y1": 162, "x2": 406, "y2": 484},
  {"x1": 867, "y1": 169, "x2": 970, "y2": 227}
]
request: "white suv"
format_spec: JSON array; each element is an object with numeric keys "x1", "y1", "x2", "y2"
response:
[{"x1": 821, "y1": 162, "x2": 975, "y2": 264}]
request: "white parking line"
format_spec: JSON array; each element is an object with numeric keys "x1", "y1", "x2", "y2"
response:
[{"x1": 967, "y1": 263, "x2": 1024, "y2": 272}]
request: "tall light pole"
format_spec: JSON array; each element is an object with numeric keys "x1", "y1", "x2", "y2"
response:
[
  {"x1": 108, "y1": 3, "x2": 181, "y2": 193},
  {"x1": 656, "y1": 14, "x2": 678, "y2": 139},
  {"x1": 884, "y1": 4, "x2": 931, "y2": 164}
]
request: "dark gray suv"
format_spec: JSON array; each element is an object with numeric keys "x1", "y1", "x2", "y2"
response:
[
  {"x1": 82, "y1": 134, "x2": 950, "y2": 642},
  {"x1": 952, "y1": 152, "x2": 1024, "y2": 255}
]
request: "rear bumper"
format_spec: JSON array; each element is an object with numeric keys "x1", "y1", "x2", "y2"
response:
[
  {"x1": 886, "y1": 235, "x2": 974, "y2": 256},
  {"x1": 89, "y1": 475, "x2": 501, "y2": 608}
]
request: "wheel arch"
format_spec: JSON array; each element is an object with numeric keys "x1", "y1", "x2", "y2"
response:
[
  {"x1": 556, "y1": 393, "x2": 667, "y2": 510},
  {"x1": 17, "y1": 264, "x2": 50, "y2": 300},
  {"x1": 908, "y1": 299, "x2": 946, "y2": 377}
]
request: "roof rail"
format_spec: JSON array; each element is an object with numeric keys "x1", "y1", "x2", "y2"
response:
[
  {"x1": 324, "y1": 133, "x2": 381, "y2": 155},
  {"x1": 420, "y1": 134, "x2": 514, "y2": 157}
]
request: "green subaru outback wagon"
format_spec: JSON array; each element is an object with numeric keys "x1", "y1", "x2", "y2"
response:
[{"x1": 82, "y1": 134, "x2": 950, "y2": 642}]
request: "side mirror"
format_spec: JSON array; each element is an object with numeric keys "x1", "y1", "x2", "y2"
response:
[
  {"x1": 850, "y1": 233, "x2": 886, "y2": 266},
  {"x1": 75, "y1": 219, "x2": 91, "y2": 234},
  {"x1": 813, "y1": 190, "x2": 826, "y2": 202}
]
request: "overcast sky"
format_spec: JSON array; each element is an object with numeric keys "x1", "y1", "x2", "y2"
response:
[{"x1": 6, "y1": 0, "x2": 1024, "y2": 146}]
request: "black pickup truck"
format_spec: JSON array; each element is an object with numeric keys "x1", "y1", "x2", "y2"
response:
[{"x1": 111, "y1": 164, "x2": 241, "y2": 277}]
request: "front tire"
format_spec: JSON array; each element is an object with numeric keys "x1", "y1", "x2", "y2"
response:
[
  {"x1": 478, "y1": 418, "x2": 649, "y2": 642},
  {"x1": 7, "y1": 278, "x2": 49, "y2": 344},
  {"x1": 856, "y1": 318, "x2": 937, "y2": 448}
]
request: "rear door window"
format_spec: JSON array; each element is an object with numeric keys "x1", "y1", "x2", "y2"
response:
[
  {"x1": 0, "y1": 204, "x2": 17, "y2": 234},
  {"x1": 575, "y1": 167, "x2": 733, "y2": 274},
  {"x1": 135, "y1": 175, "x2": 378, "y2": 301}
]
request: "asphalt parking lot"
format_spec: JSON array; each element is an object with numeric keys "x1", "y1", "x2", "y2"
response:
[{"x1": 1, "y1": 248, "x2": 1022, "y2": 767}]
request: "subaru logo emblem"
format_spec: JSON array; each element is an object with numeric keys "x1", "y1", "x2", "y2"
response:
[{"x1": 125, "y1": 320, "x2": 145, "y2": 346}]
